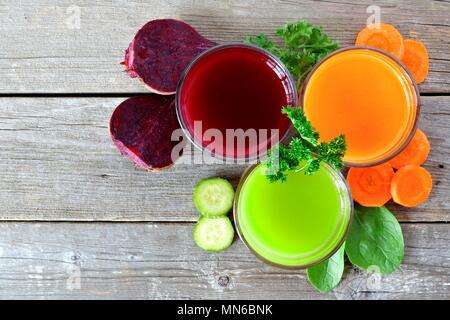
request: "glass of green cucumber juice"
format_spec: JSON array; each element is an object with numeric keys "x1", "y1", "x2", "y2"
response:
[{"x1": 234, "y1": 161, "x2": 353, "y2": 269}]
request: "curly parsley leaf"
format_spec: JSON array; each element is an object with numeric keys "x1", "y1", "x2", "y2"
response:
[
  {"x1": 244, "y1": 34, "x2": 280, "y2": 57},
  {"x1": 264, "y1": 107, "x2": 346, "y2": 182},
  {"x1": 282, "y1": 106, "x2": 319, "y2": 145},
  {"x1": 245, "y1": 20, "x2": 339, "y2": 87},
  {"x1": 246, "y1": 22, "x2": 343, "y2": 182}
]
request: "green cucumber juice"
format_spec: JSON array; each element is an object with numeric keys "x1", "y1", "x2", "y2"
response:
[{"x1": 235, "y1": 162, "x2": 352, "y2": 268}]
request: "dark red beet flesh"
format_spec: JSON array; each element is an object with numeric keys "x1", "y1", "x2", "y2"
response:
[
  {"x1": 123, "y1": 19, "x2": 216, "y2": 94},
  {"x1": 110, "y1": 96, "x2": 182, "y2": 170}
]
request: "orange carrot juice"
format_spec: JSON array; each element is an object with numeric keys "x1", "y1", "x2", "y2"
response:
[{"x1": 302, "y1": 47, "x2": 419, "y2": 166}]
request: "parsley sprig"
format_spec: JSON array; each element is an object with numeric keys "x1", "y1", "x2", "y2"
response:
[
  {"x1": 245, "y1": 20, "x2": 339, "y2": 87},
  {"x1": 246, "y1": 21, "x2": 344, "y2": 182},
  {"x1": 265, "y1": 107, "x2": 346, "y2": 183}
]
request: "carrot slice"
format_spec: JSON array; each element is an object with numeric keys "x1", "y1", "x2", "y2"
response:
[
  {"x1": 391, "y1": 165, "x2": 432, "y2": 207},
  {"x1": 401, "y1": 39, "x2": 429, "y2": 84},
  {"x1": 355, "y1": 23, "x2": 404, "y2": 59},
  {"x1": 389, "y1": 129, "x2": 430, "y2": 169},
  {"x1": 347, "y1": 163, "x2": 394, "y2": 207}
]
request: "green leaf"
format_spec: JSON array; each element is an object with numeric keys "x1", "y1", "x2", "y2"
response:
[
  {"x1": 245, "y1": 20, "x2": 339, "y2": 87},
  {"x1": 247, "y1": 21, "x2": 345, "y2": 183},
  {"x1": 282, "y1": 106, "x2": 319, "y2": 145},
  {"x1": 307, "y1": 244, "x2": 345, "y2": 293},
  {"x1": 263, "y1": 106, "x2": 346, "y2": 182},
  {"x1": 244, "y1": 34, "x2": 281, "y2": 57},
  {"x1": 345, "y1": 205, "x2": 404, "y2": 274}
]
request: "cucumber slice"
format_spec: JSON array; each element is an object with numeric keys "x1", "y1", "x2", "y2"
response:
[
  {"x1": 194, "y1": 216, "x2": 235, "y2": 252},
  {"x1": 193, "y1": 178, "x2": 235, "y2": 217}
]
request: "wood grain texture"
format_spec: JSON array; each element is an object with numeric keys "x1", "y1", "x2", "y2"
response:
[
  {"x1": 0, "y1": 0, "x2": 449, "y2": 301},
  {"x1": 0, "y1": 96, "x2": 448, "y2": 222},
  {"x1": 0, "y1": 0, "x2": 448, "y2": 94},
  {"x1": 0, "y1": 222, "x2": 447, "y2": 300}
]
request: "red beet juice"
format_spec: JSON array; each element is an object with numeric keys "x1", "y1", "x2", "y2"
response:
[{"x1": 176, "y1": 44, "x2": 296, "y2": 159}]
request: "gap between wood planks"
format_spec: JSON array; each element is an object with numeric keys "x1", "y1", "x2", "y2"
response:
[{"x1": 0, "y1": 95, "x2": 447, "y2": 222}]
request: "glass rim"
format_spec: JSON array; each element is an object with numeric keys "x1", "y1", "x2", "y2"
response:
[
  {"x1": 233, "y1": 162, "x2": 354, "y2": 270},
  {"x1": 299, "y1": 46, "x2": 422, "y2": 168},
  {"x1": 175, "y1": 42, "x2": 298, "y2": 163}
]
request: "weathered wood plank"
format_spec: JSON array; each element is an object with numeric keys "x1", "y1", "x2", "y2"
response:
[
  {"x1": 0, "y1": 222, "x2": 447, "y2": 299},
  {"x1": 0, "y1": 0, "x2": 448, "y2": 94},
  {"x1": 0, "y1": 97, "x2": 448, "y2": 222}
]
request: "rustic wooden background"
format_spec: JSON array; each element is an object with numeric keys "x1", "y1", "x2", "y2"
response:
[{"x1": 0, "y1": 0, "x2": 448, "y2": 299}]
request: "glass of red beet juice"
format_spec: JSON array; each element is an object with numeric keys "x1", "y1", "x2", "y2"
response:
[{"x1": 176, "y1": 43, "x2": 297, "y2": 161}]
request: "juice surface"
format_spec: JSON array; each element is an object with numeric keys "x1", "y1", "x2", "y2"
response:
[
  {"x1": 303, "y1": 48, "x2": 417, "y2": 165},
  {"x1": 236, "y1": 163, "x2": 351, "y2": 267},
  {"x1": 179, "y1": 46, "x2": 295, "y2": 158}
]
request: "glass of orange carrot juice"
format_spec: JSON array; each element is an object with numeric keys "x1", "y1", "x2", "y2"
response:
[{"x1": 300, "y1": 47, "x2": 420, "y2": 167}]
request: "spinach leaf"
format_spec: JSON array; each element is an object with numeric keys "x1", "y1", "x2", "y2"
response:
[
  {"x1": 345, "y1": 205, "x2": 404, "y2": 274},
  {"x1": 307, "y1": 243, "x2": 345, "y2": 293}
]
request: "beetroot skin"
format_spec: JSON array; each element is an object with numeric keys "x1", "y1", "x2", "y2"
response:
[
  {"x1": 123, "y1": 19, "x2": 216, "y2": 94},
  {"x1": 110, "y1": 96, "x2": 182, "y2": 171}
]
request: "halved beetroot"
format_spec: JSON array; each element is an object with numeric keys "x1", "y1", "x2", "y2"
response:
[
  {"x1": 123, "y1": 19, "x2": 216, "y2": 94},
  {"x1": 109, "y1": 96, "x2": 182, "y2": 171}
]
